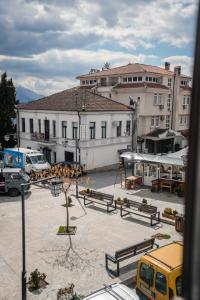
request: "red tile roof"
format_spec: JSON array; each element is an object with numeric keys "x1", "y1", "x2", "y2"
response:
[
  {"x1": 113, "y1": 82, "x2": 169, "y2": 90},
  {"x1": 18, "y1": 87, "x2": 131, "y2": 112},
  {"x1": 77, "y1": 63, "x2": 191, "y2": 79}
]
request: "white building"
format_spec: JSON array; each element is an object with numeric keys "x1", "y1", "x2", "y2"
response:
[
  {"x1": 77, "y1": 62, "x2": 191, "y2": 153},
  {"x1": 18, "y1": 88, "x2": 132, "y2": 170}
]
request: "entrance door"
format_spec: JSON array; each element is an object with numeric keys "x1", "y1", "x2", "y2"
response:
[
  {"x1": 44, "y1": 120, "x2": 50, "y2": 141},
  {"x1": 43, "y1": 148, "x2": 51, "y2": 163},
  {"x1": 65, "y1": 151, "x2": 74, "y2": 164}
]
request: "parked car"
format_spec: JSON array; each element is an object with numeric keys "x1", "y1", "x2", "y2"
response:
[{"x1": 83, "y1": 283, "x2": 139, "y2": 300}]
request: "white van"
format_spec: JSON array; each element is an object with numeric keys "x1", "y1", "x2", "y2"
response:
[
  {"x1": 4, "y1": 148, "x2": 51, "y2": 174},
  {"x1": 83, "y1": 284, "x2": 139, "y2": 300}
]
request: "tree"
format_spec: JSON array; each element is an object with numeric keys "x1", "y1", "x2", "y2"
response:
[
  {"x1": 0, "y1": 72, "x2": 17, "y2": 149},
  {"x1": 103, "y1": 62, "x2": 110, "y2": 70}
]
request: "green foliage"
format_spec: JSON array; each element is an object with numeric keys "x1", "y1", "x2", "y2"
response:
[
  {"x1": 57, "y1": 284, "x2": 82, "y2": 299},
  {"x1": 0, "y1": 72, "x2": 17, "y2": 149},
  {"x1": 164, "y1": 207, "x2": 173, "y2": 215},
  {"x1": 173, "y1": 210, "x2": 178, "y2": 216},
  {"x1": 28, "y1": 269, "x2": 47, "y2": 290},
  {"x1": 116, "y1": 197, "x2": 121, "y2": 201},
  {"x1": 142, "y1": 198, "x2": 148, "y2": 204},
  {"x1": 86, "y1": 188, "x2": 90, "y2": 194},
  {"x1": 123, "y1": 197, "x2": 128, "y2": 203}
]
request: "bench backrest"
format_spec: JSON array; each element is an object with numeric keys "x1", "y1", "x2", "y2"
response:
[
  {"x1": 115, "y1": 238, "x2": 155, "y2": 259},
  {"x1": 90, "y1": 190, "x2": 113, "y2": 201},
  {"x1": 126, "y1": 199, "x2": 141, "y2": 209},
  {"x1": 139, "y1": 204, "x2": 157, "y2": 214}
]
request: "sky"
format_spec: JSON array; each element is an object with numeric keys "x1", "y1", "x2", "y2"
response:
[{"x1": 0, "y1": 0, "x2": 198, "y2": 96}]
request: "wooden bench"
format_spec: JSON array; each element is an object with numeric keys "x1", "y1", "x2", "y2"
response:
[
  {"x1": 105, "y1": 238, "x2": 158, "y2": 276},
  {"x1": 120, "y1": 199, "x2": 160, "y2": 226},
  {"x1": 83, "y1": 190, "x2": 116, "y2": 213}
]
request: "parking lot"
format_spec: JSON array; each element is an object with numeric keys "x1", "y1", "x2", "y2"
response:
[{"x1": 0, "y1": 170, "x2": 184, "y2": 299}]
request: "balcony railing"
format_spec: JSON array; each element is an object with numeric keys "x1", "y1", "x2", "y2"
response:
[{"x1": 31, "y1": 132, "x2": 57, "y2": 145}]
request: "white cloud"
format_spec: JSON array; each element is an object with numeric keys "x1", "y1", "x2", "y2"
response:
[{"x1": 163, "y1": 55, "x2": 194, "y2": 75}]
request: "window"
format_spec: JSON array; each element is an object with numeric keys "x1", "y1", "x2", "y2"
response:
[
  {"x1": 183, "y1": 95, "x2": 190, "y2": 106},
  {"x1": 139, "y1": 263, "x2": 154, "y2": 286},
  {"x1": 21, "y1": 118, "x2": 25, "y2": 132},
  {"x1": 133, "y1": 77, "x2": 137, "y2": 81},
  {"x1": 148, "y1": 77, "x2": 152, "y2": 82},
  {"x1": 101, "y1": 121, "x2": 107, "y2": 138},
  {"x1": 29, "y1": 119, "x2": 34, "y2": 133},
  {"x1": 82, "y1": 80, "x2": 85, "y2": 85},
  {"x1": 151, "y1": 116, "x2": 160, "y2": 127},
  {"x1": 38, "y1": 119, "x2": 41, "y2": 134},
  {"x1": 89, "y1": 122, "x2": 95, "y2": 139},
  {"x1": 62, "y1": 121, "x2": 67, "y2": 138},
  {"x1": 180, "y1": 115, "x2": 188, "y2": 125},
  {"x1": 72, "y1": 122, "x2": 78, "y2": 139},
  {"x1": 128, "y1": 77, "x2": 132, "y2": 82},
  {"x1": 155, "y1": 272, "x2": 167, "y2": 295},
  {"x1": 167, "y1": 94, "x2": 171, "y2": 111},
  {"x1": 165, "y1": 115, "x2": 170, "y2": 129},
  {"x1": 138, "y1": 76, "x2": 142, "y2": 81},
  {"x1": 176, "y1": 276, "x2": 182, "y2": 297},
  {"x1": 123, "y1": 77, "x2": 127, "y2": 82},
  {"x1": 146, "y1": 76, "x2": 149, "y2": 81},
  {"x1": 154, "y1": 94, "x2": 163, "y2": 105},
  {"x1": 116, "y1": 121, "x2": 122, "y2": 137},
  {"x1": 53, "y1": 120, "x2": 56, "y2": 137},
  {"x1": 168, "y1": 78, "x2": 172, "y2": 87},
  {"x1": 126, "y1": 120, "x2": 131, "y2": 136}
]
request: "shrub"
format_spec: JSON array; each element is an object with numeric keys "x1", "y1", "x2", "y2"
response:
[
  {"x1": 117, "y1": 197, "x2": 121, "y2": 202},
  {"x1": 142, "y1": 198, "x2": 148, "y2": 205},
  {"x1": 28, "y1": 269, "x2": 47, "y2": 290},
  {"x1": 86, "y1": 188, "x2": 90, "y2": 194},
  {"x1": 173, "y1": 210, "x2": 178, "y2": 216},
  {"x1": 164, "y1": 208, "x2": 173, "y2": 215},
  {"x1": 57, "y1": 284, "x2": 82, "y2": 300},
  {"x1": 123, "y1": 197, "x2": 128, "y2": 203}
]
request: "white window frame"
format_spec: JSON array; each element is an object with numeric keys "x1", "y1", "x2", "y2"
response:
[
  {"x1": 167, "y1": 94, "x2": 171, "y2": 111},
  {"x1": 168, "y1": 78, "x2": 172, "y2": 87},
  {"x1": 180, "y1": 115, "x2": 188, "y2": 126},
  {"x1": 183, "y1": 95, "x2": 190, "y2": 106},
  {"x1": 151, "y1": 116, "x2": 160, "y2": 127},
  {"x1": 154, "y1": 94, "x2": 163, "y2": 105},
  {"x1": 165, "y1": 115, "x2": 170, "y2": 129}
]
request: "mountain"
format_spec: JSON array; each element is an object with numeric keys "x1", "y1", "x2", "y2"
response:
[{"x1": 16, "y1": 85, "x2": 43, "y2": 103}]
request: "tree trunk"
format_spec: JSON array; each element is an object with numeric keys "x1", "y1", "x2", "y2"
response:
[{"x1": 65, "y1": 191, "x2": 69, "y2": 231}]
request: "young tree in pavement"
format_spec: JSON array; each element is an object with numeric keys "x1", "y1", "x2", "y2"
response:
[{"x1": 0, "y1": 72, "x2": 17, "y2": 149}]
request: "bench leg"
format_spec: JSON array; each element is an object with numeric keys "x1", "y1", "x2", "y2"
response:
[
  {"x1": 107, "y1": 201, "x2": 117, "y2": 213},
  {"x1": 120, "y1": 206, "x2": 130, "y2": 218},
  {"x1": 117, "y1": 261, "x2": 120, "y2": 277},
  {"x1": 151, "y1": 212, "x2": 160, "y2": 226},
  {"x1": 84, "y1": 196, "x2": 93, "y2": 207}
]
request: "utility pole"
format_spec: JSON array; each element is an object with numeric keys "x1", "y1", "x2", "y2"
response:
[{"x1": 129, "y1": 96, "x2": 139, "y2": 175}]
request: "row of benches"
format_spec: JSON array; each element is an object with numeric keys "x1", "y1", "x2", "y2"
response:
[{"x1": 82, "y1": 189, "x2": 160, "y2": 227}]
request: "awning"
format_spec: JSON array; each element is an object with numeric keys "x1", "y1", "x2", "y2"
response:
[{"x1": 120, "y1": 152, "x2": 184, "y2": 166}]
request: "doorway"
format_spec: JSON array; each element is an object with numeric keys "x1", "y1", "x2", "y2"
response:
[
  {"x1": 43, "y1": 148, "x2": 51, "y2": 163},
  {"x1": 65, "y1": 151, "x2": 74, "y2": 163}
]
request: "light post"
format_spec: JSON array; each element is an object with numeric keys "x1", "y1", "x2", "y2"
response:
[
  {"x1": 20, "y1": 176, "x2": 61, "y2": 300},
  {"x1": 129, "y1": 96, "x2": 139, "y2": 175}
]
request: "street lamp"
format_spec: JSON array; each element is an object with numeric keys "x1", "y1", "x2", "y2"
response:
[{"x1": 20, "y1": 176, "x2": 59, "y2": 300}]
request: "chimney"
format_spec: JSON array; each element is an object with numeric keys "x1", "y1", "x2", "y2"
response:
[
  {"x1": 165, "y1": 62, "x2": 170, "y2": 70},
  {"x1": 174, "y1": 66, "x2": 181, "y2": 76}
]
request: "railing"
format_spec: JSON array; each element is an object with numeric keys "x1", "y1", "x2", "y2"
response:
[{"x1": 31, "y1": 132, "x2": 57, "y2": 144}]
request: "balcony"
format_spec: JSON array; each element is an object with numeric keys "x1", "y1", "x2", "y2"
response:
[{"x1": 31, "y1": 132, "x2": 57, "y2": 146}]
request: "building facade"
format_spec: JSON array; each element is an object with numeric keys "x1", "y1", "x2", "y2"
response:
[
  {"x1": 18, "y1": 89, "x2": 132, "y2": 170},
  {"x1": 77, "y1": 62, "x2": 192, "y2": 153}
]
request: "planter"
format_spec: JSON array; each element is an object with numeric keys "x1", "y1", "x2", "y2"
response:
[
  {"x1": 57, "y1": 226, "x2": 77, "y2": 235},
  {"x1": 162, "y1": 212, "x2": 176, "y2": 220},
  {"x1": 115, "y1": 200, "x2": 124, "y2": 206},
  {"x1": 175, "y1": 215, "x2": 184, "y2": 233}
]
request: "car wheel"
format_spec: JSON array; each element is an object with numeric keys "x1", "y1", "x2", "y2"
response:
[{"x1": 8, "y1": 188, "x2": 20, "y2": 197}]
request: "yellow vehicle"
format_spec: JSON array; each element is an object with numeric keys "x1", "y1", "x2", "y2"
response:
[{"x1": 136, "y1": 241, "x2": 183, "y2": 300}]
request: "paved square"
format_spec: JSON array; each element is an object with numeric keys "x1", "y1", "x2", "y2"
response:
[{"x1": 0, "y1": 170, "x2": 184, "y2": 299}]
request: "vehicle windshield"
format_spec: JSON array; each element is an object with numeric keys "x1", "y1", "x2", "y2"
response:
[{"x1": 30, "y1": 155, "x2": 46, "y2": 164}]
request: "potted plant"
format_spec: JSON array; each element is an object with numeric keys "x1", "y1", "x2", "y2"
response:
[
  {"x1": 162, "y1": 207, "x2": 177, "y2": 220},
  {"x1": 116, "y1": 197, "x2": 124, "y2": 205},
  {"x1": 142, "y1": 198, "x2": 148, "y2": 205}
]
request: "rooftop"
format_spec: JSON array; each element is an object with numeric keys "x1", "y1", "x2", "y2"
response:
[
  {"x1": 18, "y1": 88, "x2": 130, "y2": 112},
  {"x1": 145, "y1": 242, "x2": 183, "y2": 271},
  {"x1": 77, "y1": 63, "x2": 191, "y2": 79},
  {"x1": 113, "y1": 82, "x2": 169, "y2": 90}
]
